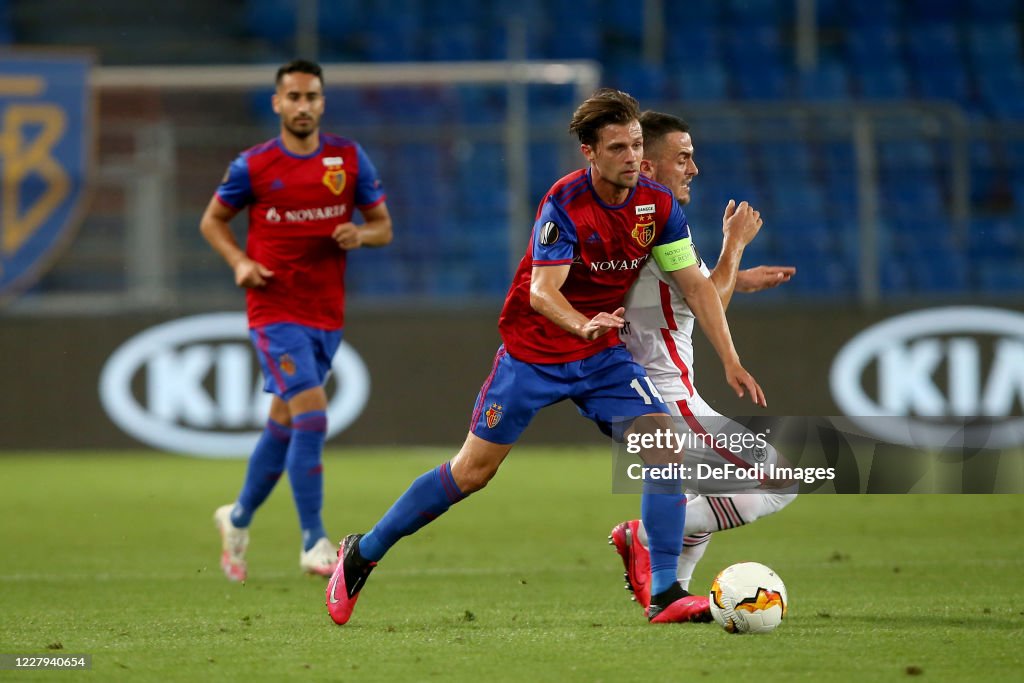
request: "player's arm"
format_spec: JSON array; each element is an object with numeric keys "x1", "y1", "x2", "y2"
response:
[
  {"x1": 709, "y1": 199, "x2": 763, "y2": 310},
  {"x1": 529, "y1": 265, "x2": 625, "y2": 341},
  {"x1": 199, "y1": 196, "x2": 274, "y2": 288},
  {"x1": 735, "y1": 265, "x2": 796, "y2": 292},
  {"x1": 668, "y1": 263, "x2": 766, "y2": 407},
  {"x1": 332, "y1": 201, "x2": 393, "y2": 250}
]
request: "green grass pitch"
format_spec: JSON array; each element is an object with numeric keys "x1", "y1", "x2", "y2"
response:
[{"x1": 1, "y1": 449, "x2": 1022, "y2": 681}]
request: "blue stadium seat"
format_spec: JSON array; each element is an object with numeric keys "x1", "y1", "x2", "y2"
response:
[
  {"x1": 665, "y1": 26, "x2": 721, "y2": 66},
  {"x1": 856, "y1": 63, "x2": 910, "y2": 99},
  {"x1": 912, "y1": 62, "x2": 970, "y2": 103},
  {"x1": 246, "y1": 0, "x2": 296, "y2": 43},
  {"x1": 424, "y1": 23, "x2": 479, "y2": 61},
  {"x1": 673, "y1": 63, "x2": 730, "y2": 102},
  {"x1": 966, "y1": 0, "x2": 1018, "y2": 22},
  {"x1": 906, "y1": 23, "x2": 962, "y2": 66},
  {"x1": 364, "y1": 17, "x2": 421, "y2": 61},
  {"x1": 797, "y1": 61, "x2": 850, "y2": 100},
  {"x1": 544, "y1": 22, "x2": 602, "y2": 60},
  {"x1": 846, "y1": 1, "x2": 902, "y2": 28},
  {"x1": 909, "y1": 248, "x2": 969, "y2": 291},
  {"x1": 846, "y1": 26, "x2": 901, "y2": 67},
  {"x1": 968, "y1": 216, "x2": 1021, "y2": 261},
  {"x1": 724, "y1": 25, "x2": 783, "y2": 68},
  {"x1": 665, "y1": 0, "x2": 722, "y2": 29},
  {"x1": 969, "y1": 141, "x2": 1000, "y2": 206},
  {"x1": 607, "y1": 62, "x2": 668, "y2": 102},
  {"x1": 975, "y1": 65, "x2": 1024, "y2": 119},
  {"x1": 732, "y1": 61, "x2": 791, "y2": 100},
  {"x1": 978, "y1": 262, "x2": 1024, "y2": 291},
  {"x1": 880, "y1": 260, "x2": 913, "y2": 294},
  {"x1": 697, "y1": 141, "x2": 755, "y2": 179},
  {"x1": 0, "y1": 0, "x2": 11, "y2": 44},
  {"x1": 601, "y1": 1, "x2": 645, "y2": 41},
  {"x1": 725, "y1": 0, "x2": 791, "y2": 25},
  {"x1": 908, "y1": 0, "x2": 964, "y2": 24},
  {"x1": 423, "y1": 0, "x2": 490, "y2": 25},
  {"x1": 966, "y1": 24, "x2": 1022, "y2": 66}
]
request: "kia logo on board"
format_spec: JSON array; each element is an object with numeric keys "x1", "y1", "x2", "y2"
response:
[
  {"x1": 99, "y1": 313, "x2": 370, "y2": 458},
  {"x1": 830, "y1": 306, "x2": 1024, "y2": 448}
]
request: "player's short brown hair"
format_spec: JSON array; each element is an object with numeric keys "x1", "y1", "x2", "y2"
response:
[
  {"x1": 276, "y1": 59, "x2": 324, "y2": 86},
  {"x1": 638, "y1": 110, "x2": 691, "y2": 159},
  {"x1": 569, "y1": 88, "x2": 641, "y2": 147}
]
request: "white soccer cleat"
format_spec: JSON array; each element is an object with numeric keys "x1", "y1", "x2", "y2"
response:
[
  {"x1": 214, "y1": 504, "x2": 249, "y2": 582},
  {"x1": 300, "y1": 537, "x2": 340, "y2": 576}
]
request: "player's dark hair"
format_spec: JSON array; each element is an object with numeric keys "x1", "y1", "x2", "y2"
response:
[
  {"x1": 276, "y1": 59, "x2": 324, "y2": 86},
  {"x1": 569, "y1": 88, "x2": 641, "y2": 147},
  {"x1": 639, "y1": 110, "x2": 690, "y2": 158}
]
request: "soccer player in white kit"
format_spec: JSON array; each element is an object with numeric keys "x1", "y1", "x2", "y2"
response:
[{"x1": 610, "y1": 111, "x2": 798, "y2": 612}]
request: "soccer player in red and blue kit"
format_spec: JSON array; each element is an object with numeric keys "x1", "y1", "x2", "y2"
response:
[
  {"x1": 200, "y1": 59, "x2": 392, "y2": 582},
  {"x1": 326, "y1": 88, "x2": 765, "y2": 625}
]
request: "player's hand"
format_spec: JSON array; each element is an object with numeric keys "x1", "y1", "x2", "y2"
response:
[
  {"x1": 332, "y1": 222, "x2": 363, "y2": 250},
  {"x1": 234, "y1": 258, "x2": 274, "y2": 288},
  {"x1": 722, "y1": 199, "x2": 763, "y2": 247},
  {"x1": 579, "y1": 307, "x2": 626, "y2": 341},
  {"x1": 736, "y1": 265, "x2": 796, "y2": 292},
  {"x1": 724, "y1": 360, "x2": 767, "y2": 408}
]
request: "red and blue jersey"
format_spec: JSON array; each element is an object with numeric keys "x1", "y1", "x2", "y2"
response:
[
  {"x1": 498, "y1": 168, "x2": 690, "y2": 364},
  {"x1": 216, "y1": 133, "x2": 386, "y2": 330}
]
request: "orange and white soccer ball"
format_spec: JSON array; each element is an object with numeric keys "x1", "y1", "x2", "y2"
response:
[{"x1": 709, "y1": 562, "x2": 788, "y2": 634}]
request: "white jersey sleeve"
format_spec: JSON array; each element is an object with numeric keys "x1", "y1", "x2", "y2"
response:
[{"x1": 620, "y1": 246, "x2": 711, "y2": 401}]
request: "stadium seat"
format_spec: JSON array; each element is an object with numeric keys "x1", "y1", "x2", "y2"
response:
[
  {"x1": 664, "y1": 26, "x2": 721, "y2": 67},
  {"x1": 0, "y1": 0, "x2": 11, "y2": 44},
  {"x1": 966, "y1": 0, "x2": 1018, "y2": 22},
  {"x1": 908, "y1": 0, "x2": 963, "y2": 24},
  {"x1": 607, "y1": 61, "x2": 669, "y2": 102},
  {"x1": 797, "y1": 61, "x2": 850, "y2": 100},
  {"x1": 968, "y1": 216, "x2": 1021, "y2": 261},
  {"x1": 846, "y1": 26, "x2": 902, "y2": 68},
  {"x1": 724, "y1": 0, "x2": 790, "y2": 25},
  {"x1": 912, "y1": 62, "x2": 970, "y2": 104},
  {"x1": 855, "y1": 63, "x2": 911, "y2": 100},
  {"x1": 544, "y1": 22, "x2": 602, "y2": 60},
  {"x1": 424, "y1": 23, "x2": 479, "y2": 61},
  {"x1": 966, "y1": 24, "x2": 1022, "y2": 67},
  {"x1": 245, "y1": 0, "x2": 295, "y2": 44},
  {"x1": 909, "y1": 248, "x2": 970, "y2": 292},
  {"x1": 673, "y1": 63, "x2": 730, "y2": 102},
  {"x1": 846, "y1": 1, "x2": 902, "y2": 28},
  {"x1": 978, "y1": 261, "x2": 1024, "y2": 291}
]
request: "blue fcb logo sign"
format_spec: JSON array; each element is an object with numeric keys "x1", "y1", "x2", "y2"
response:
[{"x1": 0, "y1": 53, "x2": 94, "y2": 302}]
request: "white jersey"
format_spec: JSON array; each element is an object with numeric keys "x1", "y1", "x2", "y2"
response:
[{"x1": 620, "y1": 248, "x2": 710, "y2": 402}]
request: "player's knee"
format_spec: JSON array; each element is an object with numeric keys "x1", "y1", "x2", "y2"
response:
[
  {"x1": 765, "y1": 492, "x2": 797, "y2": 516},
  {"x1": 453, "y1": 463, "x2": 497, "y2": 493}
]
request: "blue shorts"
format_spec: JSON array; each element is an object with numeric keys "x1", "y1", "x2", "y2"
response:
[
  {"x1": 250, "y1": 323, "x2": 343, "y2": 401},
  {"x1": 469, "y1": 344, "x2": 669, "y2": 444}
]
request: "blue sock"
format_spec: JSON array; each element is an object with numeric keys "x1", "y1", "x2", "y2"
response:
[
  {"x1": 286, "y1": 410, "x2": 328, "y2": 552},
  {"x1": 231, "y1": 419, "x2": 291, "y2": 527},
  {"x1": 358, "y1": 462, "x2": 467, "y2": 562},
  {"x1": 641, "y1": 478, "x2": 686, "y2": 597}
]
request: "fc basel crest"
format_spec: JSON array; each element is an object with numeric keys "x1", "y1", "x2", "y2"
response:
[
  {"x1": 322, "y1": 166, "x2": 346, "y2": 195},
  {"x1": 631, "y1": 219, "x2": 655, "y2": 247},
  {"x1": 485, "y1": 403, "x2": 503, "y2": 428},
  {"x1": 0, "y1": 53, "x2": 94, "y2": 303}
]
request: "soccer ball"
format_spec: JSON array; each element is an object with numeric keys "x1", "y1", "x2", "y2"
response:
[{"x1": 709, "y1": 562, "x2": 788, "y2": 634}]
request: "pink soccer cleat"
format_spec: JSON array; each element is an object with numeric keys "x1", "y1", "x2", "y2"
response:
[
  {"x1": 609, "y1": 520, "x2": 651, "y2": 608},
  {"x1": 326, "y1": 534, "x2": 376, "y2": 625}
]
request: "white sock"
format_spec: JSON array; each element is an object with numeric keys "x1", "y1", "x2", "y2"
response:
[
  {"x1": 635, "y1": 492, "x2": 797, "y2": 546},
  {"x1": 676, "y1": 533, "x2": 711, "y2": 590}
]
